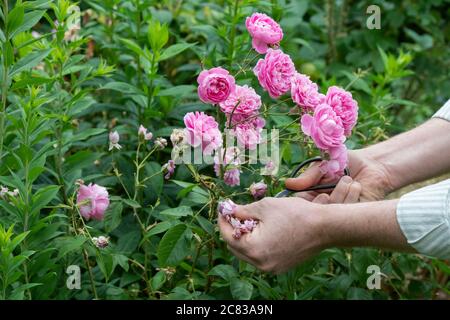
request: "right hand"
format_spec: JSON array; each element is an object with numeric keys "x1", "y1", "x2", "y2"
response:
[{"x1": 285, "y1": 150, "x2": 394, "y2": 203}]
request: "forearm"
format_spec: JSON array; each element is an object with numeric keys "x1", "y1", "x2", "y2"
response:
[
  {"x1": 362, "y1": 118, "x2": 450, "y2": 191},
  {"x1": 318, "y1": 200, "x2": 415, "y2": 253}
]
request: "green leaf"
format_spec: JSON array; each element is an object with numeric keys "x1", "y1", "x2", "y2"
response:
[
  {"x1": 31, "y1": 185, "x2": 60, "y2": 216},
  {"x1": 151, "y1": 271, "x2": 166, "y2": 291},
  {"x1": 159, "y1": 43, "x2": 196, "y2": 61},
  {"x1": 104, "y1": 202, "x2": 123, "y2": 232},
  {"x1": 230, "y1": 278, "x2": 253, "y2": 300},
  {"x1": 119, "y1": 38, "x2": 145, "y2": 57},
  {"x1": 116, "y1": 231, "x2": 141, "y2": 255},
  {"x1": 209, "y1": 265, "x2": 238, "y2": 282},
  {"x1": 69, "y1": 128, "x2": 106, "y2": 143},
  {"x1": 196, "y1": 215, "x2": 214, "y2": 235},
  {"x1": 10, "y1": 10, "x2": 45, "y2": 38},
  {"x1": 57, "y1": 235, "x2": 87, "y2": 259},
  {"x1": 158, "y1": 85, "x2": 195, "y2": 97},
  {"x1": 9, "y1": 48, "x2": 52, "y2": 77},
  {"x1": 146, "y1": 220, "x2": 179, "y2": 238},
  {"x1": 122, "y1": 198, "x2": 141, "y2": 209},
  {"x1": 160, "y1": 206, "x2": 193, "y2": 217},
  {"x1": 6, "y1": 5, "x2": 24, "y2": 37},
  {"x1": 102, "y1": 82, "x2": 143, "y2": 95},
  {"x1": 157, "y1": 224, "x2": 192, "y2": 267}
]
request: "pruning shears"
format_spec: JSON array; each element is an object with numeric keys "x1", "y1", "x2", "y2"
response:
[{"x1": 275, "y1": 156, "x2": 350, "y2": 198}]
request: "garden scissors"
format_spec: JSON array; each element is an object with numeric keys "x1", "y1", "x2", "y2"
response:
[{"x1": 275, "y1": 156, "x2": 350, "y2": 198}]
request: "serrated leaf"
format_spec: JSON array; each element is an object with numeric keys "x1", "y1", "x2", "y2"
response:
[
  {"x1": 230, "y1": 278, "x2": 253, "y2": 300},
  {"x1": 157, "y1": 224, "x2": 191, "y2": 266},
  {"x1": 160, "y1": 206, "x2": 193, "y2": 217}
]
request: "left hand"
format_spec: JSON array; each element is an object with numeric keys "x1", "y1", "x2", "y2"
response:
[{"x1": 218, "y1": 197, "x2": 327, "y2": 274}]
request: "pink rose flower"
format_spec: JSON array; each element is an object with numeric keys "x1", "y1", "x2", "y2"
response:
[
  {"x1": 224, "y1": 168, "x2": 241, "y2": 187},
  {"x1": 325, "y1": 86, "x2": 358, "y2": 136},
  {"x1": 291, "y1": 73, "x2": 324, "y2": 111},
  {"x1": 254, "y1": 49, "x2": 295, "y2": 98},
  {"x1": 77, "y1": 183, "x2": 110, "y2": 221},
  {"x1": 249, "y1": 181, "x2": 267, "y2": 199},
  {"x1": 197, "y1": 67, "x2": 236, "y2": 104},
  {"x1": 184, "y1": 111, "x2": 223, "y2": 154},
  {"x1": 228, "y1": 115, "x2": 265, "y2": 150},
  {"x1": 219, "y1": 85, "x2": 261, "y2": 117},
  {"x1": 301, "y1": 103, "x2": 346, "y2": 150},
  {"x1": 246, "y1": 12, "x2": 283, "y2": 54},
  {"x1": 320, "y1": 144, "x2": 348, "y2": 179}
]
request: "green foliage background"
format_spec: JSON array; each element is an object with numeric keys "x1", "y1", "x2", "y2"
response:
[{"x1": 0, "y1": 0, "x2": 449, "y2": 300}]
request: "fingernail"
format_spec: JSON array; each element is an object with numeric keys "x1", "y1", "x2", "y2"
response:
[{"x1": 341, "y1": 176, "x2": 352, "y2": 184}]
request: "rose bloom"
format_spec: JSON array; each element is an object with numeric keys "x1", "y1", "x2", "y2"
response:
[
  {"x1": 325, "y1": 86, "x2": 358, "y2": 136},
  {"x1": 301, "y1": 103, "x2": 345, "y2": 150},
  {"x1": 228, "y1": 115, "x2": 266, "y2": 150},
  {"x1": 224, "y1": 168, "x2": 241, "y2": 187},
  {"x1": 184, "y1": 111, "x2": 223, "y2": 154},
  {"x1": 320, "y1": 144, "x2": 348, "y2": 179},
  {"x1": 246, "y1": 12, "x2": 283, "y2": 54},
  {"x1": 197, "y1": 67, "x2": 236, "y2": 104},
  {"x1": 291, "y1": 73, "x2": 324, "y2": 111},
  {"x1": 77, "y1": 183, "x2": 110, "y2": 221},
  {"x1": 254, "y1": 49, "x2": 295, "y2": 98},
  {"x1": 249, "y1": 181, "x2": 267, "y2": 199},
  {"x1": 219, "y1": 85, "x2": 261, "y2": 117}
]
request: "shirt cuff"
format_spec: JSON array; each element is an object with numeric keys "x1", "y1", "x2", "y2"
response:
[
  {"x1": 396, "y1": 179, "x2": 450, "y2": 259},
  {"x1": 432, "y1": 99, "x2": 450, "y2": 121}
]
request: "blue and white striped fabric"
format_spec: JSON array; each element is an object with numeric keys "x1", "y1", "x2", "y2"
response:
[{"x1": 396, "y1": 99, "x2": 450, "y2": 259}]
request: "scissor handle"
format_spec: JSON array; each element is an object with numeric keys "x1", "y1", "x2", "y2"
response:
[{"x1": 275, "y1": 156, "x2": 350, "y2": 197}]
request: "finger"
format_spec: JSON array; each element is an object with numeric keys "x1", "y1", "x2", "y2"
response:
[
  {"x1": 329, "y1": 176, "x2": 353, "y2": 203},
  {"x1": 285, "y1": 165, "x2": 324, "y2": 191},
  {"x1": 344, "y1": 181, "x2": 361, "y2": 203},
  {"x1": 312, "y1": 193, "x2": 330, "y2": 204},
  {"x1": 233, "y1": 201, "x2": 263, "y2": 221}
]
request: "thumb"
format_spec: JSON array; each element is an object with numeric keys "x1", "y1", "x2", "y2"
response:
[
  {"x1": 233, "y1": 201, "x2": 262, "y2": 221},
  {"x1": 285, "y1": 164, "x2": 324, "y2": 191}
]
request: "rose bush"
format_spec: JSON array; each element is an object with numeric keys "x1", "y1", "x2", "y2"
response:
[{"x1": 0, "y1": 0, "x2": 447, "y2": 301}]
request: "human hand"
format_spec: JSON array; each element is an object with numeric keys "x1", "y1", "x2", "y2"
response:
[
  {"x1": 285, "y1": 150, "x2": 394, "y2": 203},
  {"x1": 218, "y1": 197, "x2": 327, "y2": 274}
]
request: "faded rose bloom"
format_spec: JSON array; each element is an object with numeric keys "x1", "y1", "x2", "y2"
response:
[
  {"x1": 301, "y1": 103, "x2": 345, "y2": 150},
  {"x1": 249, "y1": 181, "x2": 267, "y2": 199},
  {"x1": 138, "y1": 125, "x2": 153, "y2": 141},
  {"x1": 170, "y1": 128, "x2": 187, "y2": 146},
  {"x1": 109, "y1": 131, "x2": 122, "y2": 151},
  {"x1": 76, "y1": 183, "x2": 110, "y2": 221},
  {"x1": 184, "y1": 111, "x2": 222, "y2": 155},
  {"x1": 246, "y1": 13, "x2": 283, "y2": 54},
  {"x1": 92, "y1": 236, "x2": 109, "y2": 249},
  {"x1": 155, "y1": 137, "x2": 168, "y2": 149},
  {"x1": 291, "y1": 73, "x2": 324, "y2": 111},
  {"x1": 0, "y1": 186, "x2": 9, "y2": 198},
  {"x1": 253, "y1": 49, "x2": 295, "y2": 98},
  {"x1": 162, "y1": 160, "x2": 176, "y2": 180},
  {"x1": 325, "y1": 86, "x2": 358, "y2": 136},
  {"x1": 224, "y1": 168, "x2": 241, "y2": 187},
  {"x1": 197, "y1": 67, "x2": 236, "y2": 104},
  {"x1": 241, "y1": 219, "x2": 258, "y2": 233},
  {"x1": 320, "y1": 144, "x2": 348, "y2": 179}
]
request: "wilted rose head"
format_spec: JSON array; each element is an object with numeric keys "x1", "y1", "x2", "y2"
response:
[{"x1": 249, "y1": 181, "x2": 267, "y2": 199}]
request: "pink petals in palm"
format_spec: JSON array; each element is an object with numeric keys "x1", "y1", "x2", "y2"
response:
[{"x1": 218, "y1": 199, "x2": 258, "y2": 239}]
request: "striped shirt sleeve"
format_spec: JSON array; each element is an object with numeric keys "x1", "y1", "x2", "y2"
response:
[{"x1": 396, "y1": 100, "x2": 450, "y2": 259}]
